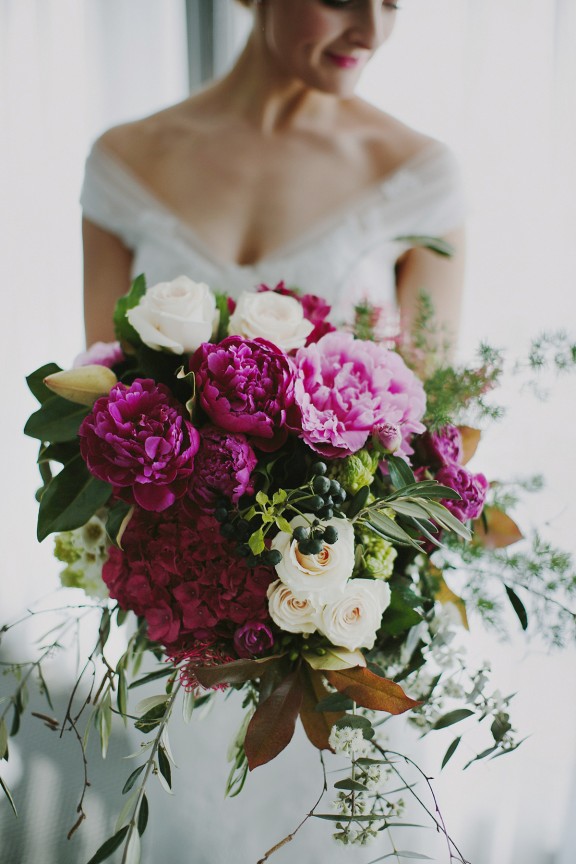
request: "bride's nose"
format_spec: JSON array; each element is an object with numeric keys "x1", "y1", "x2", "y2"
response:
[{"x1": 346, "y1": 7, "x2": 388, "y2": 50}]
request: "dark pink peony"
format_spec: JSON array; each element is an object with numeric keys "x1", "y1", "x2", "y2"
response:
[
  {"x1": 188, "y1": 425, "x2": 257, "y2": 510},
  {"x1": 436, "y1": 464, "x2": 488, "y2": 522},
  {"x1": 79, "y1": 378, "x2": 199, "y2": 512},
  {"x1": 422, "y1": 425, "x2": 463, "y2": 468},
  {"x1": 102, "y1": 507, "x2": 275, "y2": 651},
  {"x1": 289, "y1": 331, "x2": 426, "y2": 459},
  {"x1": 190, "y1": 336, "x2": 295, "y2": 451},
  {"x1": 233, "y1": 622, "x2": 275, "y2": 658}
]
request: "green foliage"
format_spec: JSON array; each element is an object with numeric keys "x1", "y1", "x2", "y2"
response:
[
  {"x1": 36, "y1": 455, "x2": 112, "y2": 541},
  {"x1": 24, "y1": 395, "x2": 90, "y2": 443},
  {"x1": 26, "y1": 362, "x2": 63, "y2": 403},
  {"x1": 113, "y1": 274, "x2": 146, "y2": 346}
]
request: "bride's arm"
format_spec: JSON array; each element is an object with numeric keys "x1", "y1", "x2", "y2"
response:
[
  {"x1": 83, "y1": 218, "x2": 134, "y2": 346},
  {"x1": 395, "y1": 226, "x2": 465, "y2": 354}
]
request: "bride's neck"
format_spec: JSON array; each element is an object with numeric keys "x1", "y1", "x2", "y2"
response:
[{"x1": 207, "y1": 36, "x2": 340, "y2": 133}]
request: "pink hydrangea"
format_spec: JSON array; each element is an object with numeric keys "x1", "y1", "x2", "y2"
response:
[
  {"x1": 79, "y1": 378, "x2": 199, "y2": 512},
  {"x1": 436, "y1": 465, "x2": 488, "y2": 521},
  {"x1": 188, "y1": 425, "x2": 257, "y2": 510},
  {"x1": 289, "y1": 331, "x2": 426, "y2": 459},
  {"x1": 102, "y1": 507, "x2": 275, "y2": 651},
  {"x1": 190, "y1": 336, "x2": 295, "y2": 451}
]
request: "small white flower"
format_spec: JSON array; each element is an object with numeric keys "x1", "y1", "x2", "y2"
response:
[
  {"x1": 228, "y1": 290, "x2": 313, "y2": 352},
  {"x1": 319, "y1": 578, "x2": 391, "y2": 651},
  {"x1": 127, "y1": 275, "x2": 219, "y2": 354},
  {"x1": 267, "y1": 580, "x2": 321, "y2": 634},
  {"x1": 271, "y1": 515, "x2": 355, "y2": 601},
  {"x1": 328, "y1": 725, "x2": 370, "y2": 758}
]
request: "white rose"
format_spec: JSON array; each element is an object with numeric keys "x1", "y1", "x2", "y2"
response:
[
  {"x1": 267, "y1": 580, "x2": 321, "y2": 634},
  {"x1": 228, "y1": 290, "x2": 314, "y2": 352},
  {"x1": 318, "y1": 578, "x2": 391, "y2": 651},
  {"x1": 270, "y1": 515, "x2": 355, "y2": 601},
  {"x1": 126, "y1": 275, "x2": 219, "y2": 354}
]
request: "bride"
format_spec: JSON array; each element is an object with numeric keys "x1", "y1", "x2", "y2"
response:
[{"x1": 81, "y1": 1, "x2": 466, "y2": 860}]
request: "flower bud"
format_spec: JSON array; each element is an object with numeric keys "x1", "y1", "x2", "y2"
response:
[
  {"x1": 44, "y1": 365, "x2": 118, "y2": 406},
  {"x1": 373, "y1": 422, "x2": 403, "y2": 454}
]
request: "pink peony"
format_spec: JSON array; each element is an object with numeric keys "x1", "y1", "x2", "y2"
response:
[
  {"x1": 436, "y1": 464, "x2": 488, "y2": 521},
  {"x1": 79, "y1": 378, "x2": 199, "y2": 512},
  {"x1": 190, "y1": 336, "x2": 295, "y2": 451},
  {"x1": 102, "y1": 507, "x2": 275, "y2": 651},
  {"x1": 289, "y1": 331, "x2": 426, "y2": 459},
  {"x1": 188, "y1": 425, "x2": 257, "y2": 510},
  {"x1": 73, "y1": 341, "x2": 125, "y2": 369}
]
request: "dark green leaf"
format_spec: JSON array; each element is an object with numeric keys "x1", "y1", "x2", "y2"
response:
[
  {"x1": 10, "y1": 704, "x2": 20, "y2": 738},
  {"x1": 491, "y1": 713, "x2": 512, "y2": 742},
  {"x1": 122, "y1": 764, "x2": 146, "y2": 795},
  {"x1": 24, "y1": 395, "x2": 90, "y2": 443},
  {"x1": 106, "y1": 500, "x2": 133, "y2": 548},
  {"x1": 38, "y1": 441, "x2": 79, "y2": 466},
  {"x1": 137, "y1": 794, "x2": 149, "y2": 836},
  {"x1": 432, "y1": 709, "x2": 474, "y2": 730},
  {"x1": 386, "y1": 455, "x2": 416, "y2": 490},
  {"x1": 26, "y1": 362, "x2": 63, "y2": 403},
  {"x1": 117, "y1": 668, "x2": 128, "y2": 723},
  {"x1": 128, "y1": 667, "x2": 174, "y2": 689},
  {"x1": 314, "y1": 814, "x2": 385, "y2": 823},
  {"x1": 134, "y1": 702, "x2": 167, "y2": 734},
  {"x1": 0, "y1": 775, "x2": 17, "y2": 816},
  {"x1": 215, "y1": 292, "x2": 231, "y2": 342},
  {"x1": 346, "y1": 484, "x2": 370, "y2": 519},
  {"x1": 37, "y1": 456, "x2": 112, "y2": 542},
  {"x1": 366, "y1": 511, "x2": 422, "y2": 549},
  {"x1": 365, "y1": 852, "x2": 434, "y2": 862},
  {"x1": 504, "y1": 585, "x2": 528, "y2": 630},
  {"x1": 334, "y1": 714, "x2": 375, "y2": 738},
  {"x1": 86, "y1": 825, "x2": 129, "y2": 864},
  {"x1": 114, "y1": 274, "x2": 146, "y2": 345},
  {"x1": 0, "y1": 719, "x2": 8, "y2": 760},
  {"x1": 379, "y1": 588, "x2": 423, "y2": 637},
  {"x1": 333, "y1": 778, "x2": 369, "y2": 792},
  {"x1": 463, "y1": 745, "x2": 499, "y2": 769},
  {"x1": 441, "y1": 736, "x2": 461, "y2": 769},
  {"x1": 394, "y1": 234, "x2": 454, "y2": 257},
  {"x1": 314, "y1": 692, "x2": 354, "y2": 713},
  {"x1": 157, "y1": 746, "x2": 172, "y2": 789}
]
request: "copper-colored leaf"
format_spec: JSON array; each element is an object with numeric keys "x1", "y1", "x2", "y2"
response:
[
  {"x1": 324, "y1": 667, "x2": 421, "y2": 715},
  {"x1": 193, "y1": 655, "x2": 283, "y2": 688},
  {"x1": 431, "y1": 566, "x2": 469, "y2": 629},
  {"x1": 299, "y1": 668, "x2": 344, "y2": 751},
  {"x1": 474, "y1": 506, "x2": 524, "y2": 549},
  {"x1": 458, "y1": 426, "x2": 481, "y2": 465},
  {"x1": 244, "y1": 671, "x2": 303, "y2": 770}
]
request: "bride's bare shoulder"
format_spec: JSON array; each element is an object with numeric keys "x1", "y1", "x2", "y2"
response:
[
  {"x1": 95, "y1": 96, "x2": 207, "y2": 173},
  {"x1": 346, "y1": 98, "x2": 442, "y2": 174}
]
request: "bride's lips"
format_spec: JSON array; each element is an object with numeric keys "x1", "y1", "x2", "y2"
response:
[{"x1": 325, "y1": 52, "x2": 362, "y2": 69}]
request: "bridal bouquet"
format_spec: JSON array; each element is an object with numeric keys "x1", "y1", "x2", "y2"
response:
[{"x1": 8, "y1": 276, "x2": 576, "y2": 863}]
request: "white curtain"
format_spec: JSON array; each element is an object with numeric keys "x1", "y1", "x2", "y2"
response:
[{"x1": 2, "y1": 2, "x2": 575, "y2": 863}]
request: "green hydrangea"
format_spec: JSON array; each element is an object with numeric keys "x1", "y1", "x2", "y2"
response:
[
  {"x1": 355, "y1": 525, "x2": 397, "y2": 580},
  {"x1": 53, "y1": 515, "x2": 109, "y2": 599},
  {"x1": 331, "y1": 449, "x2": 380, "y2": 495}
]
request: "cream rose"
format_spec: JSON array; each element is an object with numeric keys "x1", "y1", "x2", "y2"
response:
[
  {"x1": 267, "y1": 580, "x2": 321, "y2": 634},
  {"x1": 270, "y1": 515, "x2": 355, "y2": 601},
  {"x1": 227, "y1": 290, "x2": 314, "y2": 352},
  {"x1": 126, "y1": 276, "x2": 219, "y2": 354},
  {"x1": 318, "y1": 578, "x2": 391, "y2": 651}
]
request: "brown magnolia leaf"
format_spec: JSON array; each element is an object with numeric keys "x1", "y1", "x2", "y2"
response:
[
  {"x1": 474, "y1": 506, "x2": 524, "y2": 549},
  {"x1": 458, "y1": 426, "x2": 481, "y2": 465},
  {"x1": 325, "y1": 666, "x2": 421, "y2": 715},
  {"x1": 244, "y1": 671, "x2": 303, "y2": 770},
  {"x1": 431, "y1": 566, "x2": 469, "y2": 629},
  {"x1": 193, "y1": 655, "x2": 283, "y2": 688},
  {"x1": 303, "y1": 646, "x2": 366, "y2": 671},
  {"x1": 299, "y1": 667, "x2": 344, "y2": 751}
]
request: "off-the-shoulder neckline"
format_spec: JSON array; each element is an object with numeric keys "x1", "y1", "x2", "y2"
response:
[{"x1": 88, "y1": 140, "x2": 451, "y2": 271}]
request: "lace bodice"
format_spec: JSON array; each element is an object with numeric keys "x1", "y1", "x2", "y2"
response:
[{"x1": 81, "y1": 141, "x2": 464, "y2": 321}]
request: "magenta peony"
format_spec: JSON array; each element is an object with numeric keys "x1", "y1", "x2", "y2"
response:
[
  {"x1": 188, "y1": 425, "x2": 257, "y2": 510},
  {"x1": 436, "y1": 464, "x2": 488, "y2": 521},
  {"x1": 190, "y1": 336, "x2": 295, "y2": 451},
  {"x1": 422, "y1": 425, "x2": 464, "y2": 467},
  {"x1": 289, "y1": 331, "x2": 426, "y2": 459},
  {"x1": 102, "y1": 508, "x2": 275, "y2": 650},
  {"x1": 79, "y1": 378, "x2": 199, "y2": 512}
]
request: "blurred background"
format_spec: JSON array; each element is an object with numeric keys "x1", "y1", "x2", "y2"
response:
[{"x1": 1, "y1": 1, "x2": 575, "y2": 862}]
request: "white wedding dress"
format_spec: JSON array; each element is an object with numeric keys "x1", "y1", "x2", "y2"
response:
[{"x1": 80, "y1": 140, "x2": 465, "y2": 864}]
